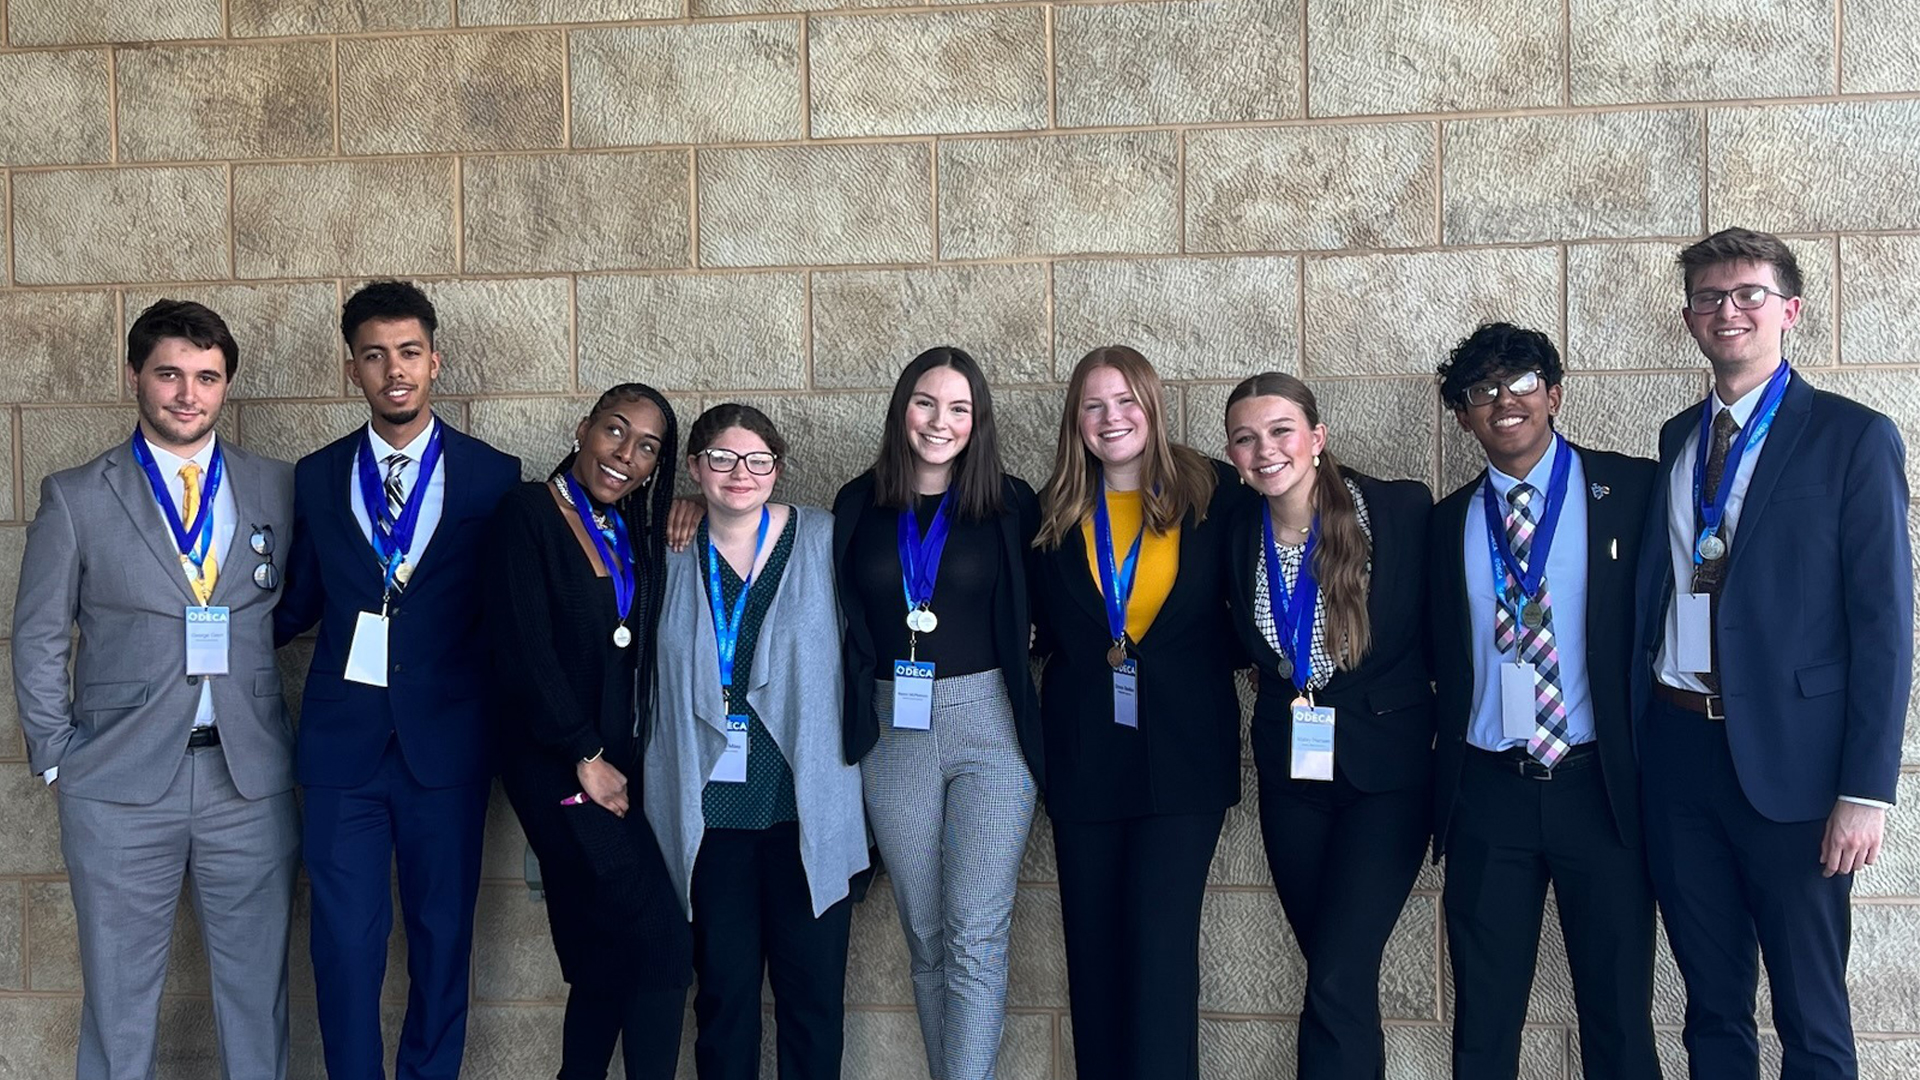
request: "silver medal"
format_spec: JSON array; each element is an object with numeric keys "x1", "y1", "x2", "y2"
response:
[
  {"x1": 1275, "y1": 654, "x2": 1294, "y2": 680},
  {"x1": 393, "y1": 561, "x2": 414, "y2": 586},
  {"x1": 1521, "y1": 601, "x2": 1545, "y2": 629},
  {"x1": 1697, "y1": 534, "x2": 1727, "y2": 562},
  {"x1": 612, "y1": 624, "x2": 632, "y2": 648}
]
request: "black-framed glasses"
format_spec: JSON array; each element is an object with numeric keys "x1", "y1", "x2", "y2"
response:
[
  {"x1": 696, "y1": 448, "x2": 779, "y2": 476},
  {"x1": 1686, "y1": 284, "x2": 1793, "y2": 314},
  {"x1": 1464, "y1": 370, "x2": 1543, "y2": 408},
  {"x1": 250, "y1": 524, "x2": 280, "y2": 590}
]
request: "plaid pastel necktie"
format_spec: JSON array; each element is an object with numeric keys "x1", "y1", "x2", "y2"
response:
[{"x1": 1494, "y1": 483, "x2": 1570, "y2": 766}]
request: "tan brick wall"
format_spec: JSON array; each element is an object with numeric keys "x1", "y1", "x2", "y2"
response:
[{"x1": 0, "y1": 1, "x2": 1916, "y2": 1077}]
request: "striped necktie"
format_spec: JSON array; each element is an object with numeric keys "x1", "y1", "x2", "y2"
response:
[{"x1": 381, "y1": 453, "x2": 408, "y2": 536}]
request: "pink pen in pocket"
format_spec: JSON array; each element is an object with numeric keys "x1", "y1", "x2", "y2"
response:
[{"x1": 560, "y1": 792, "x2": 588, "y2": 806}]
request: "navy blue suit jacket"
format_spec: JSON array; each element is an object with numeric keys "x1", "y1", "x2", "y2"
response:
[
  {"x1": 1630, "y1": 372, "x2": 1912, "y2": 822},
  {"x1": 277, "y1": 419, "x2": 521, "y2": 790}
]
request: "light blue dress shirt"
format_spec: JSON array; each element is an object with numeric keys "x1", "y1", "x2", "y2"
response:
[
  {"x1": 347, "y1": 418, "x2": 445, "y2": 569},
  {"x1": 1463, "y1": 436, "x2": 1595, "y2": 752}
]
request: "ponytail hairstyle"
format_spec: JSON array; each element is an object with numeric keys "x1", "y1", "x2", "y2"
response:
[
  {"x1": 551, "y1": 383, "x2": 680, "y2": 730},
  {"x1": 872, "y1": 346, "x2": 1006, "y2": 521},
  {"x1": 1225, "y1": 373, "x2": 1373, "y2": 669},
  {"x1": 1036, "y1": 346, "x2": 1217, "y2": 548}
]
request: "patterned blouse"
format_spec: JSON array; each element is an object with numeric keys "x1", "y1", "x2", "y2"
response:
[
  {"x1": 699, "y1": 514, "x2": 800, "y2": 831},
  {"x1": 1253, "y1": 477, "x2": 1373, "y2": 693}
]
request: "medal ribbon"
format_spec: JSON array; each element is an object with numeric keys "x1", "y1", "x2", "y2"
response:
[
  {"x1": 706, "y1": 507, "x2": 771, "y2": 694},
  {"x1": 355, "y1": 423, "x2": 445, "y2": 592},
  {"x1": 898, "y1": 492, "x2": 954, "y2": 615},
  {"x1": 1261, "y1": 511, "x2": 1320, "y2": 692},
  {"x1": 1691, "y1": 360, "x2": 1790, "y2": 565},
  {"x1": 130, "y1": 428, "x2": 224, "y2": 579},
  {"x1": 1481, "y1": 432, "x2": 1571, "y2": 621},
  {"x1": 561, "y1": 472, "x2": 636, "y2": 629},
  {"x1": 1092, "y1": 477, "x2": 1146, "y2": 647}
]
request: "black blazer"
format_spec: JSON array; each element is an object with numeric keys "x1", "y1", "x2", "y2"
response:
[
  {"x1": 832, "y1": 470, "x2": 1045, "y2": 782},
  {"x1": 1430, "y1": 443, "x2": 1657, "y2": 859},
  {"x1": 1029, "y1": 459, "x2": 1252, "y2": 822},
  {"x1": 1226, "y1": 471, "x2": 1436, "y2": 795}
]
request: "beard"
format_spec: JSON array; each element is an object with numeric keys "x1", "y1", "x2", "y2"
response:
[{"x1": 137, "y1": 397, "x2": 217, "y2": 450}]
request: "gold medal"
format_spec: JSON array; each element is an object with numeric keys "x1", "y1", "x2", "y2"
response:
[{"x1": 1521, "y1": 601, "x2": 1544, "y2": 629}]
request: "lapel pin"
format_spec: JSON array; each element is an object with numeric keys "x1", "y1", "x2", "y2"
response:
[
  {"x1": 1591, "y1": 483, "x2": 1610, "y2": 499},
  {"x1": 1610, "y1": 538, "x2": 1618, "y2": 561}
]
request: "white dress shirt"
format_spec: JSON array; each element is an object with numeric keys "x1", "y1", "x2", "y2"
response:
[{"x1": 347, "y1": 419, "x2": 445, "y2": 572}]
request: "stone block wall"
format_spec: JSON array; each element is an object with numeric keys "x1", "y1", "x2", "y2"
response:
[{"x1": 1, "y1": 0, "x2": 1917, "y2": 1076}]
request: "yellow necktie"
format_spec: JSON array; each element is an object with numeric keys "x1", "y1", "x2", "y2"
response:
[{"x1": 179, "y1": 463, "x2": 218, "y2": 605}]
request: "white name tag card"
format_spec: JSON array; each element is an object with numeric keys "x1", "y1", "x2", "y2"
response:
[
  {"x1": 891, "y1": 660, "x2": 935, "y2": 730},
  {"x1": 1676, "y1": 593, "x2": 1713, "y2": 674},
  {"x1": 184, "y1": 606, "x2": 230, "y2": 676},
  {"x1": 1289, "y1": 702, "x2": 1335, "y2": 781},
  {"x1": 1500, "y1": 661, "x2": 1538, "y2": 741},
  {"x1": 344, "y1": 611, "x2": 389, "y2": 687},
  {"x1": 710, "y1": 716, "x2": 750, "y2": 783},
  {"x1": 1113, "y1": 659, "x2": 1139, "y2": 729}
]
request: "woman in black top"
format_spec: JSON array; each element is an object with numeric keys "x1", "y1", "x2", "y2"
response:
[
  {"x1": 485, "y1": 383, "x2": 692, "y2": 1080},
  {"x1": 831, "y1": 347, "x2": 1041, "y2": 1080},
  {"x1": 1027, "y1": 345, "x2": 1250, "y2": 1080},
  {"x1": 1221, "y1": 373, "x2": 1434, "y2": 1080}
]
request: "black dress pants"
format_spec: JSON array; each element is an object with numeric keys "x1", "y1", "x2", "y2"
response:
[
  {"x1": 1444, "y1": 745, "x2": 1661, "y2": 1080},
  {"x1": 1052, "y1": 810, "x2": 1226, "y2": 1080},
  {"x1": 1258, "y1": 763, "x2": 1431, "y2": 1080},
  {"x1": 691, "y1": 822, "x2": 854, "y2": 1080}
]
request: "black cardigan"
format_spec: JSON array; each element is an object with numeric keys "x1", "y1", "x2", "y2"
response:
[
  {"x1": 1028, "y1": 459, "x2": 1253, "y2": 822},
  {"x1": 1225, "y1": 470, "x2": 1436, "y2": 795},
  {"x1": 832, "y1": 470, "x2": 1045, "y2": 783}
]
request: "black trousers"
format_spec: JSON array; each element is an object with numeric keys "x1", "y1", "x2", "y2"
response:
[
  {"x1": 1258, "y1": 764, "x2": 1430, "y2": 1080},
  {"x1": 1642, "y1": 699, "x2": 1856, "y2": 1080},
  {"x1": 690, "y1": 822, "x2": 853, "y2": 1080},
  {"x1": 1053, "y1": 809, "x2": 1226, "y2": 1080},
  {"x1": 558, "y1": 983, "x2": 687, "y2": 1080},
  {"x1": 1444, "y1": 745, "x2": 1660, "y2": 1080}
]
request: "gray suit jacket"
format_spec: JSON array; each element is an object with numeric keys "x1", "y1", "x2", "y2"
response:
[
  {"x1": 13, "y1": 436, "x2": 296, "y2": 804},
  {"x1": 645, "y1": 505, "x2": 868, "y2": 919}
]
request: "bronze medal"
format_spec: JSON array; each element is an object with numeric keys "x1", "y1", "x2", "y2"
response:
[
  {"x1": 1106, "y1": 643, "x2": 1126, "y2": 669},
  {"x1": 1521, "y1": 601, "x2": 1544, "y2": 629}
]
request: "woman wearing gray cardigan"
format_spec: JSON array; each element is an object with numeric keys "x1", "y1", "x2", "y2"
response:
[{"x1": 643, "y1": 403, "x2": 868, "y2": 1080}]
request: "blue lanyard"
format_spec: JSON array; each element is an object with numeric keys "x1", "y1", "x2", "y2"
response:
[
  {"x1": 1480, "y1": 433, "x2": 1572, "y2": 618},
  {"x1": 898, "y1": 492, "x2": 953, "y2": 613},
  {"x1": 706, "y1": 508, "x2": 771, "y2": 690},
  {"x1": 355, "y1": 423, "x2": 444, "y2": 592},
  {"x1": 1260, "y1": 511, "x2": 1320, "y2": 690},
  {"x1": 1092, "y1": 479, "x2": 1146, "y2": 645},
  {"x1": 561, "y1": 473, "x2": 636, "y2": 627},
  {"x1": 130, "y1": 429, "x2": 223, "y2": 573},
  {"x1": 1692, "y1": 361, "x2": 1790, "y2": 564}
]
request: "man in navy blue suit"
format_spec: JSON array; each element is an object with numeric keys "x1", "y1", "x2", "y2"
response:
[
  {"x1": 277, "y1": 281, "x2": 520, "y2": 1079},
  {"x1": 1633, "y1": 229, "x2": 1911, "y2": 1080}
]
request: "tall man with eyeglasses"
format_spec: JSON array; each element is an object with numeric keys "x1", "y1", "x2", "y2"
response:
[
  {"x1": 13, "y1": 300, "x2": 301, "y2": 1079},
  {"x1": 276, "y1": 281, "x2": 519, "y2": 1080},
  {"x1": 1429, "y1": 323, "x2": 1663, "y2": 1079},
  {"x1": 1632, "y1": 228, "x2": 1910, "y2": 1080}
]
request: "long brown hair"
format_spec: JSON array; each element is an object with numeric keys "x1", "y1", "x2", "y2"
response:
[
  {"x1": 1225, "y1": 373, "x2": 1372, "y2": 669},
  {"x1": 1037, "y1": 346, "x2": 1217, "y2": 548},
  {"x1": 872, "y1": 346, "x2": 1005, "y2": 521}
]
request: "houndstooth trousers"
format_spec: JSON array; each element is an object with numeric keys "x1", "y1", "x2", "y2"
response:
[{"x1": 865, "y1": 669, "x2": 1038, "y2": 1080}]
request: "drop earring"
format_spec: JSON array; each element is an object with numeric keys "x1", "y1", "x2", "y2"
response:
[
  {"x1": 571, "y1": 437, "x2": 581, "y2": 453},
  {"x1": 1312, "y1": 454, "x2": 1321, "y2": 468}
]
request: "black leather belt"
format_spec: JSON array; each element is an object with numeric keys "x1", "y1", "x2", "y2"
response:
[
  {"x1": 1468, "y1": 741, "x2": 1597, "y2": 780},
  {"x1": 187, "y1": 726, "x2": 221, "y2": 749},
  {"x1": 1655, "y1": 683, "x2": 1725, "y2": 721}
]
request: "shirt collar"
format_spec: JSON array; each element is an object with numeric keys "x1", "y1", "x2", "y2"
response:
[
  {"x1": 1485, "y1": 432, "x2": 1561, "y2": 502},
  {"x1": 144, "y1": 431, "x2": 219, "y2": 476},
  {"x1": 1711, "y1": 362, "x2": 1792, "y2": 430},
  {"x1": 365, "y1": 416, "x2": 438, "y2": 461}
]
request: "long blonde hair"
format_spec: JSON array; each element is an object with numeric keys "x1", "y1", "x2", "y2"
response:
[
  {"x1": 1037, "y1": 346, "x2": 1218, "y2": 548},
  {"x1": 1225, "y1": 373, "x2": 1373, "y2": 668}
]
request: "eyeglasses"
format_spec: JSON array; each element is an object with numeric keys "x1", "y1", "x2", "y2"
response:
[
  {"x1": 250, "y1": 525, "x2": 279, "y2": 590},
  {"x1": 696, "y1": 449, "x2": 779, "y2": 476},
  {"x1": 1686, "y1": 285, "x2": 1793, "y2": 314},
  {"x1": 1463, "y1": 370, "x2": 1543, "y2": 408}
]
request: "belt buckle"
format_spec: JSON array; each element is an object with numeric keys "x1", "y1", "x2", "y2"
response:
[
  {"x1": 1705, "y1": 694, "x2": 1725, "y2": 721},
  {"x1": 1518, "y1": 757, "x2": 1553, "y2": 781}
]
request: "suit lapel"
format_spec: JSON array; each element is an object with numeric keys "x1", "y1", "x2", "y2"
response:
[
  {"x1": 207, "y1": 446, "x2": 254, "y2": 607},
  {"x1": 402, "y1": 419, "x2": 464, "y2": 584},
  {"x1": 1724, "y1": 374, "x2": 1813, "y2": 581},
  {"x1": 1578, "y1": 447, "x2": 1625, "y2": 642},
  {"x1": 1438, "y1": 474, "x2": 1479, "y2": 677},
  {"x1": 104, "y1": 442, "x2": 200, "y2": 605},
  {"x1": 1058, "y1": 525, "x2": 1112, "y2": 636},
  {"x1": 325, "y1": 431, "x2": 389, "y2": 580},
  {"x1": 1228, "y1": 503, "x2": 1284, "y2": 670}
]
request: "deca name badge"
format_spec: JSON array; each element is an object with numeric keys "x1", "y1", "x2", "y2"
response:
[
  {"x1": 710, "y1": 715, "x2": 749, "y2": 783},
  {"x1": 1289, "y1": 700, "x2": 1335, "y2": 781},
  {"x1": 891, "y1": 660, "x2": 935, "y2": 730},
  {"x1": 1500, "y1": 660, "x2": 1538, "y2": 741},
  {"x1": 184, "y1": 606, "x2": 230, "y2": 676},
  {"x1": 1675, "y1": 593, "x2": 1713, "y2": 673},
  {"x1": 344, "y1": 611, "x2": 389, "y2": 688},
  {"x1": 1112, "y1": 658, "x2": 1140, "y2": 728}
]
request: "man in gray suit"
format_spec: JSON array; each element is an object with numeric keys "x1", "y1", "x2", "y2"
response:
[{"x1": 12, "y1": 300, "x2": 300, "y2": 1080}]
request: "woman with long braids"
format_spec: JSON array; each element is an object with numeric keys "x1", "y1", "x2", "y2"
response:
[
  {"x1": 1221, "y1": 373, "x2": 1434, "y2": 1080},
  {"x1": 484, "y1": 384, "x2": 692, "y2": 1080},
  {"x1": 832, "y1": 347, "x2": 1041, "y2": 1080},
  {"x1": 1027, "y1": 345, "x2": 1249, "y2": 1080}
]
